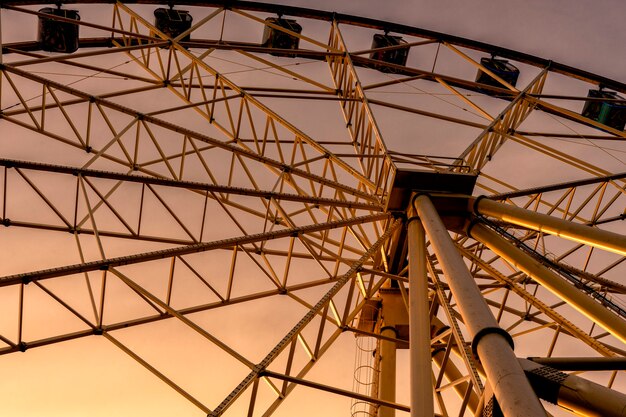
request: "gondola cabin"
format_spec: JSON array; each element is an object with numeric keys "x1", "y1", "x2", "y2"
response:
[
  {"x1": 582, "y1": 89, "x2": 626, "y2": 131},
  {"x1": 369, "y1": 34, "x2": 409, "y2": 73},
  {"x1": 262, "y1": 18, "x2": 302, "y2": 57},
  {"x1": 154, "y1": 8, "x2": 193, "y2": 42},
  {"x1": 38, "y1": 8, "x2": 80, "y2": 53},
  {"x1": 475, "y1": 57, "x2": 520, "y2": 88}
]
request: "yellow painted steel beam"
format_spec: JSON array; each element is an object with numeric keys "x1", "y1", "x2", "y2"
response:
[
  {"x1": 459, "y1": 246, "x2": 617, "y2": 357},
  {"x1": 3, "y1": 65, "x2": 375, "y2": 202},
  {"x1": 113, "y1": 2, "x2": 382, "y2": 197},
  {"x1": 0, "y1": 213, "x2": 390, "y2": 287},
  {"x1": 469, "y1": 222, "x2": 626, "y2": 345},
  {"x1": 526, "y1": 96, "x2": 626, "y2": 139},
  {"x1": 413, "y1": 195, "x2": 546, "y2": 417},
  {"x1": 432, "y1": 349, "x2": 480, "y2": 414},
  {"x1": 407, "y1": 216, "x2": 435, "y2": 417},
  {"x1": 435, "y1": 76, "x2": 494, "y2": 121},
  {"x1": 474, "y1": 197, "x2": 626, "y2": 256},
  {"x1": 456, "y1": 67, "x2": 548, "y2": 172},
  {"x1": 443, "y1": 42, "x2": 518, "y2": 92},
  {"x1": 104, "y1": 332, "x2": 212, "y2": 414},
  {"x1": 326, "y1": 21, "x2": 396, "y2": 198},
  {"x1": 262, "y1": 370, "x2": 412, "y2": 413}
]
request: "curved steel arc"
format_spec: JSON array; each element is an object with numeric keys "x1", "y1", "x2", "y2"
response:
[{"x1": 2, "y1": 0, "x2": 625, "y2": 93}]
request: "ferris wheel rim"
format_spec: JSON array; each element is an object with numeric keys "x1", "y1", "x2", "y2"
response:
[{"x1": 1, "y1": 0, "x2": 624, "y2": 94}]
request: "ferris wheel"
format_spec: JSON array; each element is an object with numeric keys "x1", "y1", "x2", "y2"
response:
[{"x1": 0, "y1": 2, "x2": 625, "y2": 417}]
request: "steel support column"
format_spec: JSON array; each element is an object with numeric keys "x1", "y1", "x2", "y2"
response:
[
  {"x1": 407, "y1": 216, "x2": 435, "y2": 417},
  {"x1": 413, "y1": 194, "x2": 546, "y2": 417},
  {"x1": 379, "y1": 326, "x2": 397, "y2": 417},
  {"x1": 469, "y1": 222, "x2": 626, "y2": 345},
  {"x1": 474, "y1": 197, "x2": 626, "y2": 256}
]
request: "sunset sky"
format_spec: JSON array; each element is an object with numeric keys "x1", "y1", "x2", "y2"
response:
[{"x1": 0, "y1": 1, "x2": 625, "y2": 416}]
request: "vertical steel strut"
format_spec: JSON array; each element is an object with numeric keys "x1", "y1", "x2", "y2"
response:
[
  {"x1": 379, "y1": 326, "x2": 398, "y2": 417},
  {"x1": 407, "y1": 215, "x2": 435, "y2": 417},
  {"x1": 413, "y1": 194, "x2": 546, "y2": 417}
]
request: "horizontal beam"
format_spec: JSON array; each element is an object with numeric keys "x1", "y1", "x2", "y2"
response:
[
  {"x1": 489, "y1": 172, "x2": 626, "y2": 200},
  {"x1": 474, "y1": 197, "x2": 626, "y2": 256},
  {"x1": 0, "y1": 213, "x2": 389, "y2": 287},
  {"x1": 261, "y1": 370, "x2": 412, "y2": 413},
  {"x1": 0, "y1": 158, "x2": 381, "y2": 210},
  {"x1": 0, "y1": 273, "x2": 348, "y2": 355}
]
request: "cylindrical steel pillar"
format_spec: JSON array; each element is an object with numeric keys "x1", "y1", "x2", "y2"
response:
[
  {"x1": 407, "y1": 217, "x2": 435, "y2": 417},
  {"x1": 527, "y1": 356, "x2": 626, "y2": 371},
  {"x1": 413, "y1": 194, "x2": 546, "y2": 417},
  {"x1": 474, "y1": 197, "x2": 626, "y2": 256},
  {"x1": 379, "y1": 326, "x2": 397, "y2": 417},
  {"x1": 470, "y1": 222, "x2": 626, "y2": 345}
]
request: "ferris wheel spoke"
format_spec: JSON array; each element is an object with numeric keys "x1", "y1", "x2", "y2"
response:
[
  {"x1": 0, "y1": 215, "x2": 390, "y2": 365},
  {"x1": 208, "y1": 218, "x2": 401, "y2": 416},
  {"x1": 458, "y1": 67, "x2": 549, "y2": 172},
  {"x1": 0, "y1": 213, "x2": 389, "y2": 287},
  {"x1": 0, "y1": 271, "x2": 362, "y2": 356},
  {"x1": 0, "y1": 66, "x2": 385, "y2": 249},
  {"x1": 110, "y1": 3, "x2": 383, "y2": 199},
  {"x1": 2, "y1": 65, "x2": 376, "y2": 203},
  {"x1": 327, "y1": 21, "x2": 396, "y2": 198}
]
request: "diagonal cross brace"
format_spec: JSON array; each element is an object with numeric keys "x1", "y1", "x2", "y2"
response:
[{"x1": 208, "y1": 218, "x2": 402, "y2": 416}]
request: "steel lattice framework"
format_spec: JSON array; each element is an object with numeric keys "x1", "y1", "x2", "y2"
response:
[{"x1": 0, "y1": 2, "x2": 625, "y2": 417}]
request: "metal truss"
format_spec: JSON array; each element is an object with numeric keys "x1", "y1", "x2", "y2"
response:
[{"x1": 0, "y1": 2, "x2": 625, "y2": 417}]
